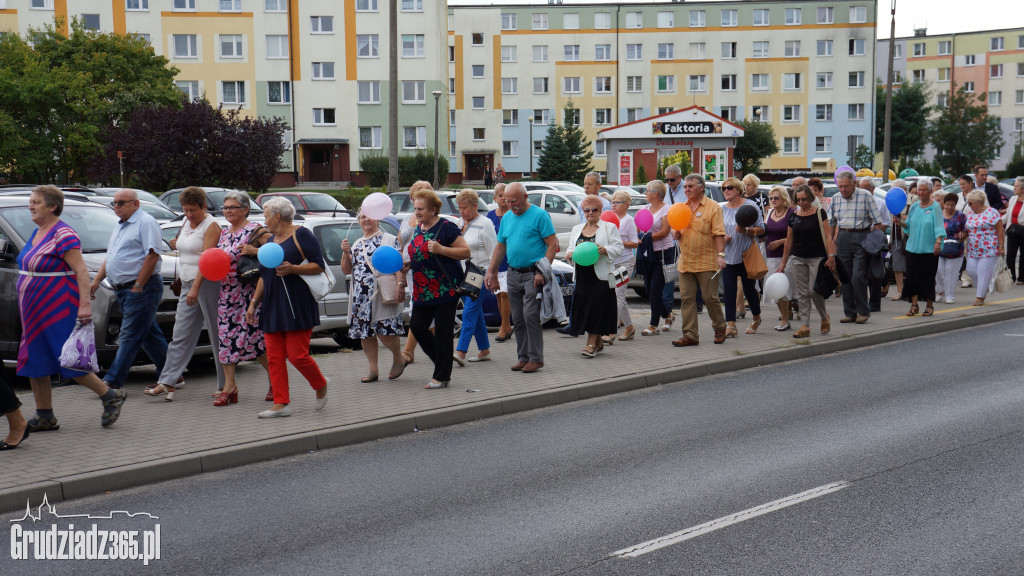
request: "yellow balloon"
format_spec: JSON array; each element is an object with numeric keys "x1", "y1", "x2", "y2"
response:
[{"x1": 667, "y1": 203, "x2": 692, "y2": 230}]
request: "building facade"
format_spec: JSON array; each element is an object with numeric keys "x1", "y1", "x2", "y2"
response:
[{"x1": 877, "y1": 27, "x2": 1024, "y2": 171}]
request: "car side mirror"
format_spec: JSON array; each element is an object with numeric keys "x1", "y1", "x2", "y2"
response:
[
  {"x1": 563, "y1": 206, "x2": 574, "y2": 214},
  {"x1": 0, "y1": 237, "x2": 11, "y2": 261}
]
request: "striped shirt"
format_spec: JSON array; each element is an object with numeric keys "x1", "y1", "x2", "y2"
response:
[
  {"x1": 829, "y1": 188, "x2": 882, "y2": 231},
  {"x1": 677, "y1": 195, "x2": 726, "y2": 273}
]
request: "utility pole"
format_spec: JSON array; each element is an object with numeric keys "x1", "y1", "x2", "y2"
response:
[
  {"x1": 882, "y1": 0, "x2": 896, "y2": 183},
  {"x1": 432, "y1": 90, "x2": 442, "y2": 189},
  {"x1": 387, "y1": 0, "x2": 399, "y2": 193}
]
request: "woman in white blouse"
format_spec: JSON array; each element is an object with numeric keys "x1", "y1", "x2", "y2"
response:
[{"x1": 453, "y1": 189, "x2": 498, "y2": 365}]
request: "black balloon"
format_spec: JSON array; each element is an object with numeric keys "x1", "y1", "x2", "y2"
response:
[{"x1": 735, "y1": 204, "x2": 758, "y2": 227}]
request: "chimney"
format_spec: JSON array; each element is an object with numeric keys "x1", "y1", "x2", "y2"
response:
[{"x1": 914, "y1": 27, "x2": 927, "y2": 37}]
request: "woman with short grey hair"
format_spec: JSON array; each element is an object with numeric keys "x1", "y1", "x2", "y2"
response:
[{"x1": 261, "y1": 196, "x2": 296, "y2": 222}]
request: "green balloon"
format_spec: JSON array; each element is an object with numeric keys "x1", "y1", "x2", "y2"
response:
[{"x1": 572, "y1": 241, "x2": 600, "y2": 267}]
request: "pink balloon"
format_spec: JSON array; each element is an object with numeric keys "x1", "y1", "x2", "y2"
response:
[
  {"x1": 361, "y1": 192, "x2": 393, "y2": 220},
  {"x1": 634, "y1": 208, "x2": 654, "y2": 232}
]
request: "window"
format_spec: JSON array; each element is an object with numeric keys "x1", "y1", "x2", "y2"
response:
[
  {"x1": 751, "y1": 106, "x2": 770, "y2": 122},
  {"x1": 563, "y1": 13, "x2": 579, "y2": 29},
  {"x1": 176, "y1": 80, "x2": 200, "y2": 100},
  {"x1": 126, "y1": 0, "x2": 149, "y2": 10},
  {"x1": 355, "y1": 0, "x2": 377, "y2": 8},
  {"x1": 721, "y1": 74, "x2": 736, "y2": 91},
  {"x1": 938, "y1": 40, "x2": 951, "y2": 55},
  {"x1": 963, "y1": 81, "x2": 975, "y2": 93},
  {"x1": 357, "y1": 81, "x2": 380, "y2": 104},
  {"x1": 501, "y1": 13, "x2": 517, "y2": 30},
  {"x1": 786, "y1": 8, "x2": 801, "y2": 25},
  {"x1": 626, "y1": 76, "x2": 642, "y2": 92},
  {"x1": 657, "y1": 75, "x2": 676, "y2": 93},
  {"x1": 1020, "y1": 35, "x2": 1024, "y2": 49},
  {"x1": 785, "y1": 41, "x2": 801, "y2": 57},
  {"x1": 913, "y1": 43, "x2": 925, "y2": 57},
  {"x1": 938, "y1": 67, "x2": 951, "y2": 82},
  {"x1": 849, "y1": 71, "x2": 865, "y2": 87},
  {"x1": 30, "y1": 0, "x2": 52, "y2": 7},
  {"x1": 359, "y1": 127, "x2": 382, "y2": 149},
  {"x1": 849, "y1": 6, "x2": 867, "y2": 23},
  {"x1": 534, "y1": 77, "x2": 549, "y2": 94},
  {"x1": 912, "y1": 69, "x2": 925, "y2": 83},
  {"x1": 964, "y1": 54, "x2": 976, "y2": 66},
  {"x1": 1017, "y1": 118, "x2": 1024, "y2": 132},
  {"x1": 220, "y1": 0, "x2": 241, "y2": 11},
  {"x1": 81, "y1": 14, "x2": 101, "y2": 31},
  {"x1": 658, "y1": 43, "x2": 675, "y2": 59},
  {"x1": 501, "y1": 45, "x2": 517, "y2": 62},
  {"x1": 894, "y1": 44, "x2": 904, "y2": 58},
  {"x1": 220, "y1": 35, "x2": 243, "y2": 58},
  {"x1": 626, "y1": 44, "x2": 642, "y2": 60},
  {"x1": 722, "y1": 42, "x2": 737, "y2": 59},
  {"x1": 402, "y1": 35, "x2": 424, "y2": 57},
  {"x1": 937, "y1": 93, "x2": 949, "y2": 107},
  {"x1": 784, "y1": 73, "x2": 802, "y2": 90},
  {"x1": 849, "y1": 39, "x2": 865, "y2": 56},
  {"x1": 266, "y1": 35, "x2": 288, "y2": 59},
  {"x1": 472, "y1": 65, "x2": 484, "y2": 78},
  {"x1": 688, "y1": 75, "x2": 706, "y2": 93},
  {"x1": 719, "y1": 106, "x2": 737, "y2": 121},
  {"x1": 501, "y1": 78, "x2": 517, "y2": 94},
  {"x1": 503, "y1": 141, "x2": 518, "y2": 157},
  {"x1": 751, "y1": 73, "x2": 769, "y2": 90},
  {"x1": 222, "y1": 81, "x2": 245, "y2": 105},
  {"x1": 657, "y1": 11, "x2": 674, "y2": 28},
  {"x1": 401, "y1": 0, "x2": 422, "y2": 12},
  {"x1": 563, "y1": 45, "x2": 579, "y2": 61},
  {"x1": 450, "y1": 142, "x2": 457, "y2": 158},
  {"x1": 448, "y1": 78, "x2": 455, "y2": 94},
  {"x1": 991, "y1": 37, "x2": 1004, "y2": 51},
  {"x1": 753, "y1": 9, "x2": 769, "y2": 26},
  {"x1": 848, "y1": 135, "x2": 864, "y2": 154},
  {"x1": 625, "y1": 108, "x2": 642, "y2": 123},
  {"x1": 403, "y1": 126, "x2": 426, "y2": 149},
  {"x1": 173, "y1": 34, "x2": 197, "y2": 58},
  {"x1": 311, "y1": 16, "x2": 333, "y2": 34},
  {"x1": 594, "y1": 141, "x2": 606, "y2": 157},
  {"x1": 722, "y1": 10, "x2": 738, "y2": 26},
  {"x1": 471, "y1": 33, "x2": 484, "y2": 46},
  {"x1": 817, "y1": 7, "x2": 833, "y2": 23},
  {"x1": 533, "y1": 140, "x2": 543, "y2": 157},
  {"x1": 567, "y1": 109, "x2": 580, "y2": 127},
  {"x1": 472, "y1": 97, "x2": 485, "y2": 109},
  {"x1": 448, "y1": 46, "x2": 455, "y2": 62},
  {"x1": 312, "y1": 62, "x2": 335, "y2": 80},
  {"x1": 356, "y1": 35, "x2": 378, "y2": 58},
  {"x1": 1019, "y1": 63, "x2": 1024, "y2": 76},
  {"x1": 473, "y1": 128, "x2": 486, "y2": 141},
  {"x1": 173, "y1": 0, "x2": 195, "y2": 9},
  {"x1": 1018, "y1": 90, "x2": 1024, "y2": 104},
  {"x1": 848, "y1": 103, "x2": 865, "y2": 120},
  {"x1": 402, "y1": 80, "x2": 425, "y2": 103},
  {"x1": 502, "y1": 109, "x2": 518, "y2": 126},
  {"x1": 990, "y1": 92, "x2": 1002, "y2": 106},
  {"x1": 658, "y1": 108, "x2": 675, "y2": 116},
  {"x1": 690, "y1": 42, "x2": 705, "y2": 59},
  {"x1": 533, "y1": 45, "x2": 548, "y2": 62},
  {"x1": 783, "y1": 137, "x2": 800, "y2": 153},
  {"x1": 267, "y1": 81, "x2": 290, "y2": 104},
  {"x1": 533, "y1": 109, "x2": 550, "y2": 124},
  {"x1": 817, "y1": 72, "x2": 833, "y2": 88},
  {"x1": 595, "y1": 77, "x2": 612, "y2": 94},
  {"x1": 816, "y1": 104, "x2": 832, "y2": 121},
  {"x1": 595, "y1": 108, "x2": 612, "y2": 125},
  {"x1": 450, "y1": 110, "x2": 456, "y2": 125},
  {"x1": 595, "y1": 12, "x2": 611, "y2": 29},
  {"x1": 532, "y1": 13, "x2": 548, "y2": 30},
  {"x1": 816, "y1": 136, "x2": 832, "y2": 153},
  {"x1": 625, "y1": 12, "x2": 642, "y2": 28},
  {"x1": 783, "y1": 105, "x2": 801, "y2": 122},
  {"x1": 595, "y1": 44, "x2": 611, "y2": 61},
  {"x1": 135, "y1": 33, "x2": 151, "y2": 45},
  {"x1": 563, "y1": 77, "x2": 580, "y2": 94},
  {"x1": 753, "y1": 41, "x2": 769, "y2": 58},
  {"x1": 817, "y1": 40, "x2": 833, "y2": 56},
  {"x1": 991, "y1": 64, "x2": 1003, "y2": 78},
  {"x1": 689, "y1": 10, "x2": 704, "y2": 27}
]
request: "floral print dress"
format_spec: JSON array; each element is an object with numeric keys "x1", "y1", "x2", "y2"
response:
[
  {"x1": 965, "y1": 207, "x2": 1001, "y2": 259},
  {"x1": 348, "y1": 233, "x2": 405, "y2": 339},
  {"x1": 217, "y1": 221, "x2": 266, "y2": 363},
  {"x1": 407, "y1": 219, "x2": 462, "y2": 306}
]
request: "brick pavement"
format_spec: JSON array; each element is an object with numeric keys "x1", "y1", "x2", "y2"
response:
[{"x1": 3, "y1": 283, "x2": 1024, "y2": 512}]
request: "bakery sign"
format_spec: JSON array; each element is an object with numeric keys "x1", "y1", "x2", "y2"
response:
[{"x1": 652, "y1": 121, "x2": 722, "y2": 135}]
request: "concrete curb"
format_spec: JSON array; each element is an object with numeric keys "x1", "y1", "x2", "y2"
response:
[{"x1": 3, "y1": 306, "x2": 1021, "y2": 514}]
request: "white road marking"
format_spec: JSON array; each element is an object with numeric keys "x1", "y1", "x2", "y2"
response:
[
  {"x1": 1004, "y1": 334, "x2": 1024, "y2": 336},
  {"x1": 610, "y1": 480, "x2": 850, "y2": 559}
]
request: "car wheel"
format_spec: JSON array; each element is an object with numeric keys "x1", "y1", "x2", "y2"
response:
[{"x1": 452, "y1": 298, "x2": 464, "y2": 337}]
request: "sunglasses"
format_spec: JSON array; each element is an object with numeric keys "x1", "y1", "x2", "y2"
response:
[
  {"x1": 611, "y1": 200, "x2": 627, "y2": 205},
  {"x1": 666, "y1": 177, "x2": 679, "y2": 182},
  {"x1": 111, "y1": 200, "x2": 136, "y2": 207},
  {"x1": 582, "y1": 208, "x2": 601, "y2": 213},
  {"x1": 723, "y1": 185, "x2": 738, "y2": 191},
  {"x1": 769, "y1": 196, "x2": 781, "y2": 200}
]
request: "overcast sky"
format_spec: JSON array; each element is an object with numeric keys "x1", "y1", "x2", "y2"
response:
[{"x1": 448, "y1": 0, "x2": 1024, "y2": 38}]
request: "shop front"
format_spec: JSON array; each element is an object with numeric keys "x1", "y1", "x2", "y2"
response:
[{"x1": 598, "y1": 107, "x2": 744, "y2": 185}]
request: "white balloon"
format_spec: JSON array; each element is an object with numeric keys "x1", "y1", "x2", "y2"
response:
[
  {"x1": 361, "y1": 192, "x2": 393, "y2": 220},
  {"x1": 763, "y1": 272, "x2": 790, "y2": 300}
]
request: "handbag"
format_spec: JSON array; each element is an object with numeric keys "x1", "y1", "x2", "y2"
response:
[
  {"x1": 742, "y1": 241, "x2": 768, "y2": 280},
  {"x1": 360, "y1": 234, "x2": 402, "y2": 305},
  {"x1": 995, "y1": 258, "x2": 1013, "y2": 293},
  {"x1": 661, "y1": 245, "x2": 678, "y2": 283},
  {"x1": 59, "y1": 320, "x2": 99, "y2": 373},
  {"x1": 169, "y1": 225, "x2": 182, "y2": 296},
  {"x1": 293, "y1": 229, "x2": 337, "y2": 300},
  {"x1": 940, "y1": 239, "x2": 962, "y2": 258},
  {"x1": 237, "y1": 225, "x2": 268, "y2": 285}
]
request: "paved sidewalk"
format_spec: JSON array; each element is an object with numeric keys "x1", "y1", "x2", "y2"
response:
[{"x1": 3, "y1": 284, "x2": 1024, "y2": 512}]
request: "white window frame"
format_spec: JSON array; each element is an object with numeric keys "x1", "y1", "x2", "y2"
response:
[
  {"x1": 473, "y1": 128, "x2": 486, "y2": 141},
  {"x1": 563, "y1": 77, "x2": 580, "y2": 94},
  {"x1": 656, "y1": 75, "x2": 676, "y2": 93},
  {"x1": 849, "y1": 38, "x2": 865, "y2": 56},
  {"x1": 816, "y1": 136, "x2": 832, "y2": 153},
  {"x1": 848, "y1": 103, "x2": 865, "y2": 120},
  {"x1": 849, "y1": 71, "x2": 865, "y2": 88},
  {"x1": 913, "y1": 43, "x2": 925, "y2": 57},
  {"x1": 126, "y1": 0, "x2": 149, "y2": 11},
  {"x1": 689, "y1": 10, "x2": 705, "y2": 28},
  {"x1": 472, "y1": 65, "x2": 485, "y2": 78},
  {"x1": 687, "y1": 75, "x2": 706, "y2": 93},
  {"x1": 817, "y1": 40, "x2": 833, "y2": 57},
  {"x1": 594, "y1": 141, "x2": 607, "y2": 157},
  {"x1": 783, "y1": 137, "x2": 801, "y2": 154},
  {"x1": 785, "y1": 8, "x2": 801, "y2": 25},
  {"x1": 595, "y1": 108, "x2": 612, "y2": 126},
  {"x1": 938, "y1": 68, "x2": 951, "y2": 82},
  {"x1": 963, "y1": 81, "x2": 975, "y2": 93},
  {"x1": 563, "y1": 44, "x2": 580, "y2": 61},
  {"x1": 625, "y1": 12, "x2": 642, "y2": 29},
  {"x1": 657, "y1": 11, "x2": 674, "y2": 28},
  {"x1": 816, "y1": 104, "x2": 833, "y2": 121},
  {"x1": 783, "y1": 73, "x2": 802, "y2": 90},
  {"x1": 356, "y1": 35, "x2": 378, "y2": 58},
  {"x1": 785, "y1": 41, "x2": 801, "y2": 58},
  {"x1": 965, "y1": 54, "x2": 977, "y2": 66},
  {"x1": 501, "y1": 13, "x2": 517, "y2": 31},
  {"x1": 595, "y1": 44, "x2": 611, "y2": 61},
  {"x1": 626, "y1": 44, "x2": 642, "y2": 61},
  {"x1": 690, "y1": 42, "x2": 705, "y2": 60},
  {"x1": 267, "y1": 81, "x2": 290, "y2": 104},
  {"x1": 401, "y1": 0, "x2": 423, "y2": 13},
  {"x1": 534, "y1": 77, "x2": 549, "y2": 94},
  {"x1": 311, "y1": 16, "x2": 334, "y2": 34},
  {"x1": 532, "y1": 13, "x2": 548, "y2": 31},
  {"x1": 359, "y1": 126, "x2": 382, "y2": 149},
  {"x1": 991, "y1": 64, "x2": 1003, "y2": 78},
  {"x1": 172, "y1": 34, "x2": 198, "y2": 59},
  {"x1": 849, "y1": 6, "x2": 867, "y2": 23},
  {"x1": 219, "y1": 0, "x2": 241, "y2": 12},
  {"x1": 502, "y1": 109, "x2": 519, "y2": 126},
  {"x1": 783, "y1": 105, "x2": 801, "y2": 122},
  {"x1": 402, "y1": 80, "x2": 425, "y2": 103},
  {"x1": 753, "y1": 41, "x2": 769, "y2": 58},
  {"x1": 176, "y1": 80, "x2": 200, "y2": 100},
  {"x1": 563, "y1": 13, "x2": 580, "y2": 30},
  {"x1": 501, "y1": 45, "x2": 517, "y2": 62},
  {"x1": 721, "y1": 74, "x2": 737, "y2": 91},
  {"x1": 991, "y1": 37, "x2": 1004, "y2": 51},
  {"x1": 722, "y1": 42, "x2": 737, "y2": 59},
  {"x1": 403, "y1": 126, "x2": 427, "y2": 149},
  {"x1": 626, "y1": 76, "x2": 642, "y2": 93},
  {"x1": 912, "y1": 69, "x2": 926, "y2": 83},
  {"x1": 532, "y1": 109, "x2": 550, "y2": 125},
  {"x1": 938, "y1": 41, "x2": 951, "y2": 55},
  {"x1": 357, "y1": 81, "x2": 381, "y2": 104},
  {"x1": 221, "y1": 80, "x2": 246, "y2": 105},
  {"x1": 264, "y1": 0, "x2": 286, "y2": 10},
  {"x1": 753, "y1": 9, "x2": 769, "y2": 26},
  {"x1": 472, "y1": 97, "x2": 485, "y2": 109},
  {"x1": 266, "y1": 35, "x2": 288, "y2": 59},
  {"x1": 658, "y1": 43, "x2": 675, "y2": 60},
  {"x1": 989, "y1": 91, "x2": 1002, "y2": 106},
  {"x1": 533, "y1": 45, "x2": 548, "y2": 62},
  {"x1": 751, "y1": 73, "x2": 769, "y2": 91},
  {"x1": 501, "y1": 77, "x2": 517, "y2": 95},
  {"x1": 594, "y1": 76, "x2": 612, "y2": 94},
  {"x1": 503, "y1": 140, "x2": 519, "y2": 158},
  {"x1": 817, "y1": 72, "x2": 833, "y2": 89},
  {"x1": 402, "y1": 35, "x2": 425, "y2": 58},
  {"x1": 219, "y1": 34, "x2": 243, "y2": 59},
  {"x1": 817, "y1": 6, "x2": 833, "y2": 24},
  {"x1": 312, "y1": 62, "x2": 335, "y2": 81},
  {"x1": 595, "y1": 12, "x2": 611, "y2": 30},
  {"x1": 172, "y1": 0, "x2": 195, "y2": 10},
  {"x1": 722, "y1": 9, "x2": 737, "y2": 27}
]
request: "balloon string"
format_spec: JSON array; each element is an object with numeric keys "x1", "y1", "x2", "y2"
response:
[{"x1": 281, "y1": 276, "x2": 295, "y2": 319}]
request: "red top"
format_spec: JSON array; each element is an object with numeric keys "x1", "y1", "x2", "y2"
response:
[{"x1": 1013, "y1": 199, "x2": 1023, "y2": 225}]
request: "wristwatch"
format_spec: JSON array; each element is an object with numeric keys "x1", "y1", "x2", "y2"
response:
[
  {"x1": 132, "y1": 282, "x2": 142, "y2": 289},
  {"x1": 718, "y1": 252, "x2": 726, "y2": 257}
]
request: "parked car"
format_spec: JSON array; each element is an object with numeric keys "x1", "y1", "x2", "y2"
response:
[
  {"x1": 88, "y1": 196, "x2": 179, "y2": 223},
  {"x1": 389, "y1": 190, "x2": 488, "y2": 224},
  {"x1": 160, "y1": 187, "x2": 262, "y2": 215},
  {"x1": 90, "y1": 188, "x2": 172, "y2": 210},
  {"x1": 522, "y1": 181, "x2": 585, "y2": 193},
  {"x1": 465, "y1": 258, "x2": 575, "y2": 332},
  {"x1": 255, "y1": 191, "x2": 351, "y2": 216},
  {"x1": 0, "y1": 195, "x2": 189, "y2": 371}
]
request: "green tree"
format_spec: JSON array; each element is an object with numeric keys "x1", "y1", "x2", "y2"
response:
[
  {"x1": 1004, "y1": 144, "x2": 1024, "y2": 179},
  {"x1": 733, "y1": 120, "x2": 780, "y2": 175},
  {"x1": 636, "y1": 163, "x2": 647, "y2": 184},
  {"x1": 928, "y1": 84, "x2": 1004, "y2": 177},
  {"x1": 853, "y1": 144, "x2": 874, "y2": 171},
  {"x1": 537, "y1": 100, "x2": 593, "y2": 182},
  {"x1": 0, "y1": 17, "x2": 179, "y2": 183},
  {"x1": 875, "y1": 80, "x2": 931, "y2": 166}
]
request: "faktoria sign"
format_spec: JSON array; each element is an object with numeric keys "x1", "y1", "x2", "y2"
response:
[{"x1": 652, "y1": 121, "x2": 723, "y2": 135}]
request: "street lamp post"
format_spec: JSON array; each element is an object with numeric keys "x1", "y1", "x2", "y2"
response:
[
  {"x1": 432, "y1": 90, "x2": 442, "y2": 189},
  {"x1": 528, "y1": 116, "x2": 535, "y2": 179}
]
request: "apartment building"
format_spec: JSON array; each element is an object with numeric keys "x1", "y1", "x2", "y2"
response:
[
  {"x1": 449, "y1": 0, "x2": 878, "y2": 180},
  {"x1": 877, "y1": 27, "x2": 1024, "y2": 171}
]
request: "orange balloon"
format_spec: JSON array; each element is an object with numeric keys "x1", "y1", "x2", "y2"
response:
[{"x1": 667, "y1": 203, "x2": 692, "y2": 230}]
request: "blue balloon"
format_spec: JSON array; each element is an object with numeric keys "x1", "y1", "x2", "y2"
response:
[
  {"x1": 371, "y1": 245, "x2": 403, "y2": 274},
  {"x1": 258, "y1": 242, "x2": 284, "y2": 268},
  {"x1": 885, "y1": 187, "x2": 908, "y2": 216}
]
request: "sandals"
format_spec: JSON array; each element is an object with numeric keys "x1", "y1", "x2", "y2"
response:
[
  {"x1": 907, "y1": 304, "x2": 919, "y2": 316},
  {"x1": 725, "y1": 326, "x2": 738, "y2": 338},
  {"x1": 660, "y1": 312, "x2": 674, "y2": 331},
  {"x1": 145, "y1": 384, "x2": 174, "y2": 402},
  {"x1": 821, "y1": 315, "x2": 831, "y2": 334},
  {"x1": 774, "y1": 322, "x2": 791, "y2": 331},
  {"x1": 388, "y1": 359, "x2": 408, "y2": 380},
  {"x1": 360, "y1": 371, "x2": 379, "y2": 383},
  {"x1": 618, "y1": 326, "x2": 636, "y2": 341},
  {"x1": 745, "y1": 317, "x2": 762, "y2": 335},
  {"x1": 641, "y1": 326, "x2": 659, "y2": 336},
  {"x1": 401, "y1": 350, "x2": 415, "y2": 364},
  {"x1": 922, "y1": 305, "x2": 934, "y2": 317},
  {"x1": 101, "y1": 389, "x2": 127, "y2": 428},
  {"x1": 973, "y1": 298, "x2": 985, "y2": 306},
  {"x1": 793, "y1": 326, "x2": 811, "y2": 338},
  {"x1": 601, "y1": 335, "x2": 616, "y2": 345},
  {"x1": 581, "y1": 344, "x2": 597, "y2": 358}
]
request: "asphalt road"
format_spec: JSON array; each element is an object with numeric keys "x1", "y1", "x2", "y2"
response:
[{"x1": 5, "y1": 321, "x2": 1024, "y2": 575}]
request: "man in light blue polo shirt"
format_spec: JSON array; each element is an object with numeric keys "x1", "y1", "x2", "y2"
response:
[
  {"x1": 89, "y1": 189, "x2": 168, "y2": 388},
  {"x1": 485, "y1": 183, "x2": 558, "y2": 374}
]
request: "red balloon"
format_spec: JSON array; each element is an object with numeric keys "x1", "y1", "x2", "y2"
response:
[
  {"x1": 600, "y1": 210, "x2": 620, "y2": 228},
  {"x1": 198, "y1": 248, "x2": 231, "y2": 281}
]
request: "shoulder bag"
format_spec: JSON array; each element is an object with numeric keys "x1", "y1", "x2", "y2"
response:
[
  {"x1": 170, "y1": 225, "x2": 183, "y2": 296},
  {"x1": 359, "y1": 233, "x2": 401, "y2": 305},
  {"x1": 661, "y1": 245, "x2": 679, "y2": 283},
  {"x1": 742, "y1": 240, "x2": 768, "y2": 280},
  {"x1": 292, "y1": 228, "x2": 337, "y2": 300},
  {"x1": 812, "y1": 208, "x2": 842, "y2": 297},
  {"x1": 237, "y1": 225, "x2": 269, "y2": 285}
]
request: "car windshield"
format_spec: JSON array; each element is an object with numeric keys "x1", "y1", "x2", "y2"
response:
[
  {"x1": 140, "y1": 203, "x2": 177, "y2": 220},
  {"x1": 563, "y1": 193, "x2": 586, "y2": 208},
  {"x1": 302, "y1": 194, "x2": 346, "y2": 211},
  {"x1": 1, "y1": 204, "x2": 122, "y2": 253},
  {"x1": 207, "y1": 191, "x2": 262, "y2": 212}
]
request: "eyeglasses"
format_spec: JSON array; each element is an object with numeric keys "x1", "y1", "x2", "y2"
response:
[
  {"x1": 769, "y1": 196, "x2": 781, "y2": 200},
  {"x1": 222, "y1": 205, "x2": 243, "y2": 211},
  {"x1": 611, "y1": 200, "x2": 627, "y2": 205},
  {"x1": 666, "y1": 177, "x2": 679, "y2": 183},
  {"x1": 795, "y1": 197, "x2": 810, "y2": 203},
  {"x1": 582, "y1": 208, "x2": 601, "y2": 213},
  {"x1": 723, "y1": 185, "x2": 738, "y2": 191},
  {"x1": 111, "y1": 200, "x2": 136, "y2": 207}
]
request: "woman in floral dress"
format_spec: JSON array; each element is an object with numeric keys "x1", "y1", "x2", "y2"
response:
[
  {"x1": 341, "y1": 213, "x2": 406, "y2": 383},
  {"x1": 963, "y1": 189, "x2": 1005, "y2": 306},
  {"x1": 215, "y1": 190, "x2": 271, "y2": 406}
]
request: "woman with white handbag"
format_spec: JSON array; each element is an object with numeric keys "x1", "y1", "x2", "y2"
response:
[
  {"x1": 453, "y1": 189, "x2": 498, "y2": 365},
  {"x1": 342, "y1": 212, "x2": 407, "y2": 383}
]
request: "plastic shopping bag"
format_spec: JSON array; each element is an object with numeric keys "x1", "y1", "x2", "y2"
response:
[{"x1": 59, "y1": 320, "x2": 98, "y2": 373}]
